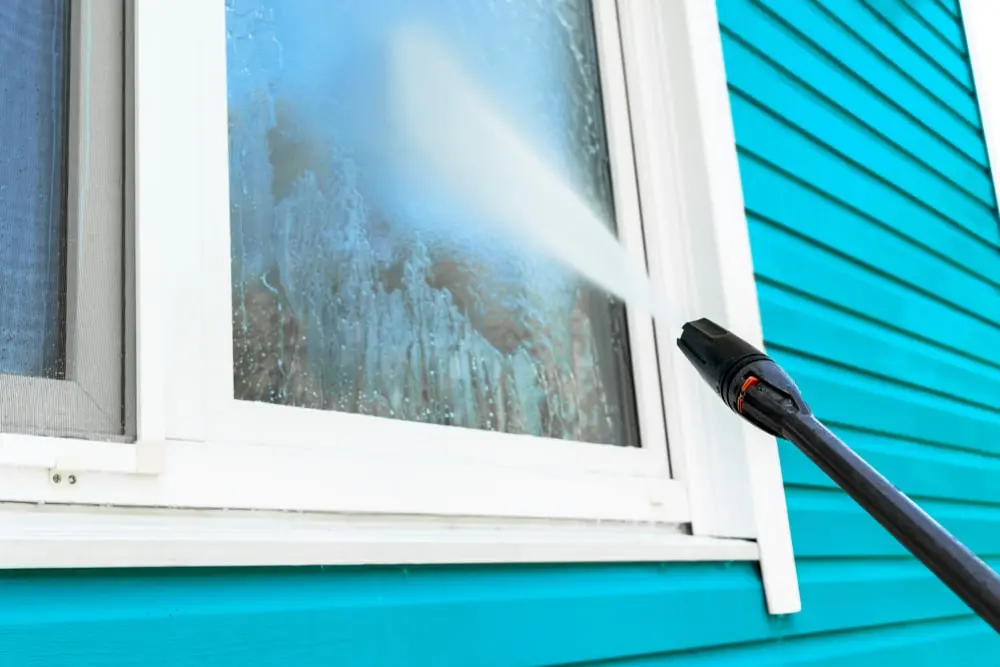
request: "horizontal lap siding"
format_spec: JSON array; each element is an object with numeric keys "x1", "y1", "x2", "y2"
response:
[
  {"x1": 712, "y1": 0, "x2": 1000, "y2": 662},
  {"x1": 3, "y1": 1, "x2": 999, "y2": 665},
  {"x1": 4, "y1": 561, "x2": 1000, "y2": 666}
]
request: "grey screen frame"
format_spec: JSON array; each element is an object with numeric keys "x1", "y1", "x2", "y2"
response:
[{"x1": 0, "y1": 0, "x2": 131, "y2": 441}]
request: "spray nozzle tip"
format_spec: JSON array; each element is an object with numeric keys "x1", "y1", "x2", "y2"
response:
[{"x1": 677, "y1": 318, "x2": 768, "y2": 397}]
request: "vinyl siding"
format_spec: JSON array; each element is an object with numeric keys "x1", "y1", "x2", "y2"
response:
[
  {"x1": 720, "y1": 0, "x2": 1000, "y2": 661},
  {"x1": 2, "y1": 0, "x2": 999, "y2": 665}
]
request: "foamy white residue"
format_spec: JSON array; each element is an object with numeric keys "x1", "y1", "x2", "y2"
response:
[{"x1": 386, "y1": 23, "x2": 681, "y2": 333}]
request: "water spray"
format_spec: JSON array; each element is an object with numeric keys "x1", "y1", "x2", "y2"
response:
[
  {"x1": 388, "y1": 24, "x2": 680, "y2": 331},
  {"x1": 390, "y1": 25, "x2": 1000, "y2": 631}
]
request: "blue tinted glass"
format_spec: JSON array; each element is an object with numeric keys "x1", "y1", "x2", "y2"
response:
[
  {"x1": 0, "y1": 0, "x2": 70, "y2": 378},
  {"x1": 226, "y1": 0, "x2": 640, "y2": 446}
]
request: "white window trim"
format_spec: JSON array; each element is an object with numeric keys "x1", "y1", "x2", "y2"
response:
[
  {"x1": 1, "y1": 503, "x2": 758, "y2": 570},
  {"x1": 0, "y1": 0, "x2": 800, "y2": 615}
]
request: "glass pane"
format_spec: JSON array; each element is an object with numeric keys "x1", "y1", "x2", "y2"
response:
[
  {"x1": 226, "y1": 0, "x2": 641, "y2": 446},
  {"x1": 0, "y1": 0, "x2": 70, "y2": 379}
]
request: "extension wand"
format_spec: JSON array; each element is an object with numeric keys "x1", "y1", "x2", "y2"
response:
[{"x1": 677, "y1": 318, "x2": 1000, "y2": 633}]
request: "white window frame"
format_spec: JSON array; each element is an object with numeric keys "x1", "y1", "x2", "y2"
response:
[{"x1": 0, "y1": 0, "x2": 800, "y2": 615}]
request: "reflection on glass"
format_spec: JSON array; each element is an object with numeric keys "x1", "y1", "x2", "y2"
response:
[
  {"x1": 225, "y1": 0, "x2": 640, "y2": 446},
  {"x1": 0, "y1": 0, "x2": 70, "y2": 378}
]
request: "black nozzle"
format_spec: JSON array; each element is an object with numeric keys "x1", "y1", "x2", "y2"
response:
[
  {"x1": 677, "y1": 318, "x2": 768, "y2": 398},
  {"x1": 677, "y1": 318, "x2": 809, "y2": 436}
]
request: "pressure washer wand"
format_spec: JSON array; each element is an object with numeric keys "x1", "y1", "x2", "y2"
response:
[{"x1": 677, "y1": 318, "x2": 1000, "y2": 633}]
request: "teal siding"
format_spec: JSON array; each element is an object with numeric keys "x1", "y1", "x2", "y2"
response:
[
  {"x1": 722, "y1": 0, "x2": 1000, "y2": 662},
  {"x1": 3, "y1": 561, "x2": 1000, "y2": 666},
  {"x1": 3, "y1": 1, "x2": 1000, "y2": 665}
]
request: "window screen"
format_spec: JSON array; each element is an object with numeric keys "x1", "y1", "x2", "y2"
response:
[
  {"x1": 0, "y1": 0, "x2": 129, "y2": 441},
  {"x1": 0, "y1": 0, "x2": 70, "y2": 379}
]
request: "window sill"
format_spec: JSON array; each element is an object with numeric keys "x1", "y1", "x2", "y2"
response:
[
  {"x1": 0, "y1": 503, "x2": 758, "y2": 569},
  {"x1": 0, "y1": 434, "x2": 691, "y2": 524}
]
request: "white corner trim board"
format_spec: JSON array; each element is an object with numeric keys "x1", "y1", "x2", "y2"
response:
[
  {"x1": 0, "y1": 504, "x2": 759, "y2": 570},
  {"x1": 962, "y1": 0, "x2": 1000, "y2": 202},
  {"x1": 645, "y1": 0, "x2": 801, "y2": 615}
]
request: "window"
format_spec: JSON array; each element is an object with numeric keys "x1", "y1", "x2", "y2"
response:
[
  {"x1": 0, "y1": 0, "x2": 129, "y2": 441},
  {"x1": 0, "y1": 0, "x2": 799, "y2": 616},
  {"x1": 226, "y1": 0, "x2": 649, "y2": 450}
]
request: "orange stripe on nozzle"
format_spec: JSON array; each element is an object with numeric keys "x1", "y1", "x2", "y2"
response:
[{"x1": 737, "y1": 376, "x2": 760, "y2": 414}]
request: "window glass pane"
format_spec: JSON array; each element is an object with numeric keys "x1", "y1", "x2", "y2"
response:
[
  {"x1": 0, "y1": 0, "x2": 70, "y2": 379},
  {"x1": 226, "y1": 0, "x2": 641, "y2": 446}
]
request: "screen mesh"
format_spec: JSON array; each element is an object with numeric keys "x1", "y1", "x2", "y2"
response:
[
  {"x1": 0, "y1": 0, "x2": 70, "y2": 379},
  {"x1": 0, "y1": 0, "x2": 129, "y2": 441}
]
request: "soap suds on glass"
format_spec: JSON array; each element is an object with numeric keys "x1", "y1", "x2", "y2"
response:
[{"x1": 226, "y1": 0, "x2": 674, "y2": 446}]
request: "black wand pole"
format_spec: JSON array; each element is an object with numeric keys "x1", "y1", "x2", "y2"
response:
[{"x1": 677, "y1": 318, "x2": 1000, "y2": 633}]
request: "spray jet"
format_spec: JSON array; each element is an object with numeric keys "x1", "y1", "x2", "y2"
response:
[{"x1": 386, "y1": 23, "x2": 678, "y2": 330}]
